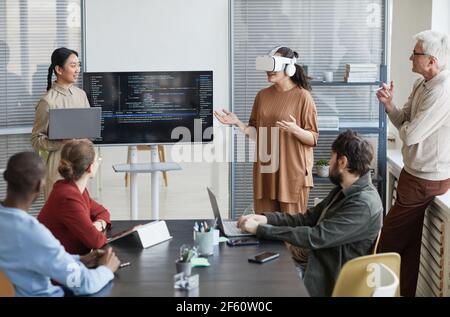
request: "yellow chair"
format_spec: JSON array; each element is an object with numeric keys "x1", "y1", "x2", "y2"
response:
[
  {"x1": 332, "y1": 252, "x2": 401, "y2": 297},
  {"x1": 124, "y1": 145, "x2": 168, "y2": 187},
  {"x1": 0, "y1": 271, "x2": 15, "y2": 297}
]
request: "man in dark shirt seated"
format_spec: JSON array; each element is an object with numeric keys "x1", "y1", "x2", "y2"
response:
[{"x1": 238, "y1": 130, "x2": 383, "y2": 297}]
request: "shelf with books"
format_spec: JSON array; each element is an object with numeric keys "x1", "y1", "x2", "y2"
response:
[
  {"x1": 317, "y1": 115, "x2": 382, "y2": 134},
  {"x1": 311, "y1": 81, "x2": 381, "y2": 86},
  {"x1": 318, "y1": 127, "x2": 381, "y2": 135}
]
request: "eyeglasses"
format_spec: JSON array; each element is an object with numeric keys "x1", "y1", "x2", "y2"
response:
[
  {"x1": 411, "y1": 50, "x2": 428, "y2": 57},
  {"x1": 411, "y1": 51, "x2": 437, "y2": 62}
]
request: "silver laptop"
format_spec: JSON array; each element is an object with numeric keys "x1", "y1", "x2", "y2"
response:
[
  {"x1": 207, "y1": 187, "x2": 254, "y2": 237},
  {"x1": 48, "y1": 107, "x2": 101, "y2": 140}
]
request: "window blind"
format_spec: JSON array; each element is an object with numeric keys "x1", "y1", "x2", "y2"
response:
[
  {"x1": 0, "y1": 0, "x2": 82, "y2": 215},
  {"x1": 231, "y1": 0, "x2": 386, "y2": 217}
]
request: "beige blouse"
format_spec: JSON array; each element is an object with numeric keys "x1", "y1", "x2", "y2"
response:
[
  {"x1": 249, "y1": 85, "x2": 319, "y2": 203},
  {"x1": 31, "y1": 82, "x2": 90, "y2": 199}
]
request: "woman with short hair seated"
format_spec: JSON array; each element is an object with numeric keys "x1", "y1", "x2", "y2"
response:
[{"x1": 38, "y1": 139, "x2": 111, "y2": 255}]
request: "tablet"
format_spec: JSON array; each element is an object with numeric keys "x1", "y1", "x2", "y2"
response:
[{"x1": 107, "y1": 224, "x2": 143, "y2": 243}]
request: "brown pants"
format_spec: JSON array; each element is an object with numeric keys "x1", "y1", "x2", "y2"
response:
[
  {"x1": 377, "y1": 169, "x2": 450, "y2": 297},
  {"x1": 254, "y1": 187, "x2": 310, "y2": 214}
]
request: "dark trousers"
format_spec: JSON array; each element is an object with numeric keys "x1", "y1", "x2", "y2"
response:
[{"x1": 377, "y1": 169, "x2": 450, "y2": 297}]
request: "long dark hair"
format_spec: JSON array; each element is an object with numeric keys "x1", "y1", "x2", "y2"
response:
[
  {"x1": 47, "y1": 47, "x2": 78, "y2": 91},
  {"x1": 275, "y1": 47, "x2": 311, "y2": 91}
]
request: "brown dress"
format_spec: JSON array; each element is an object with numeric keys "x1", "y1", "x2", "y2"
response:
[
  {"x1": 31, "y1": 82, "x2": 90, "y2": 199},
  {"x1": 248, "y1": 85, "x2": 319, "y2": 214}
]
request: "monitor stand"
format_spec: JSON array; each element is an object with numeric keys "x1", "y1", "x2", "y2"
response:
[{"x1": 113, "y1": 145, "x2": 182, "y2": 220}]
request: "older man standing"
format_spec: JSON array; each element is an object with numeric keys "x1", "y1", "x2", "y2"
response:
[{"x1": 376, "y1": 30, "x2": 450, "y2": 297}]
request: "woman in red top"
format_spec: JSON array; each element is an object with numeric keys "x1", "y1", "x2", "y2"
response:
[{"x1": 38, "y1": 139, "x2": 111, "y2": 255}]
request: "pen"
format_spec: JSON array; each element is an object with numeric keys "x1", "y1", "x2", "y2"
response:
[
  {"x1": 204, "y1": 221, "x2": 209, "y2": 232},
  {"x1": 119, "y1": 262, "x2": 131, "y2": 269}
]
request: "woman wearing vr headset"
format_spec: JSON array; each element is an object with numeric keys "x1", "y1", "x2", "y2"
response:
[{"x1": 215, "y1": 46, "x2": 318, "y2": 215}]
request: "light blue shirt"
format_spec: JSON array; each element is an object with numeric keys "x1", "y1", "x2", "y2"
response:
[{"x1": 0, "y1": 204, "x2": 114, "y2": 297}]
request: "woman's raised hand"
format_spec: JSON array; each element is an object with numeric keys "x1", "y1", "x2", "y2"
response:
[
  {"x1": 276, "y1": 115, "x2": 301, "y2": 134},
  {"x1": 214, "y1": 109, "x2": 240, "y2": 126}
]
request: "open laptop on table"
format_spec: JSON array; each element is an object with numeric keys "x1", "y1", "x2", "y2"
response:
[
  {"x1": 207, "y1": 187, "x2": 254, "y2": 237},
  {"x1": 48, "y1": 107, "x2": 101, "y2": 140}
]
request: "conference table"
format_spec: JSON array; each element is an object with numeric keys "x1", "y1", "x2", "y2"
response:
[{"x1": 95, "y1": 220, "x2": 309, "y2": 297}]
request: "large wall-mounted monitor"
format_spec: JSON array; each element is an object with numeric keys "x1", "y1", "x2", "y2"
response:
[{"x1": 83, "y1": 71, "x2": 213, "y2": 145}]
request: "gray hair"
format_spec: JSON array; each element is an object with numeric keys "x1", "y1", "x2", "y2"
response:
[{"x1": 413, "y1": 30, "x2": 450, "y2": 70}]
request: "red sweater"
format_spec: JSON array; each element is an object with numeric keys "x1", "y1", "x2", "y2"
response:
[{"x1": 38, "y1": 180, "x2": 111, "y2": 255}]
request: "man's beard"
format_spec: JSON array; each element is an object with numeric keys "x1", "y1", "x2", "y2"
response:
[{"x1": 328, "y1": 162, "x2": 343, "y2": 186}]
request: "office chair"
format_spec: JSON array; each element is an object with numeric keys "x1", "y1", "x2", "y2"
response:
[
  {"x1": 0, "y1": 271, "x2": 15, "y2": 297},
  {"x1": 332, "y1": 252, "x2": 401, "y2": 297}
]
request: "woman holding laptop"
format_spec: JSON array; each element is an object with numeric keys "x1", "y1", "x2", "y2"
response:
[
  {"x1": 31, "y1": 47, "x2": 90, "y2": 199},
  {"x1": 38, "y1": 139, "x2": 111, "y2": 255}
]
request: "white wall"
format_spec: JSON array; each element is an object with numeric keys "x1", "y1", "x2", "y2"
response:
[
  {"x1": 388, "y1": 0, "x2": 432, "y2": 149},
  {"x1": 432, "y1": 0, "x2": 450, "y2": 33},
  {"x1": 84, "y1": 0, "x2": 229, "y2": 108},
  {"x1": 83, "y1": 0, "x2": 230, "y2": 218}
]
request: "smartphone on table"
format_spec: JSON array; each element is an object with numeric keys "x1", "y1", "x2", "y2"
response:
[{"x1": 248, "y1": 251, "x2": 279, "y2": 264}]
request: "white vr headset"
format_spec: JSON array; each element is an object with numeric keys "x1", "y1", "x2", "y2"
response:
[{"x1": 255, "y1": 46, "x2": 297, "y2": 76}]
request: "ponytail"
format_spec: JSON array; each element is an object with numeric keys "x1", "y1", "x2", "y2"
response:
[
  {"x1": 292, "y1": 63, "x2": 312, "y2": 91},
  {"x1": 47, "y1": 65, "x2": 54, "y2": 91}
]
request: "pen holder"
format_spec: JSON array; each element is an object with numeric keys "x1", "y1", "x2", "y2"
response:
[
  {"x1": 194, "y1": 230, "x2": 214, "y2": 256},
  {"x1": 175, "y1": 260, "x2": 192, "y2": 276}
]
